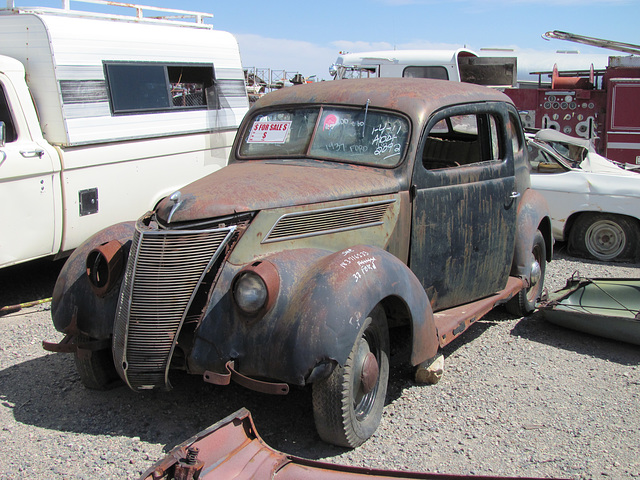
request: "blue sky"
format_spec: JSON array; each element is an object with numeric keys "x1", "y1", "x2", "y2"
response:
[{"x1": 12, "y1": 0, "x2": 639, "y2": 81}]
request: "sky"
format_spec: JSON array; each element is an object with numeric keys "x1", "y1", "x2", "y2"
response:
[{"x1": 11, "y1": 0, "x2": 640, "y2": 82}]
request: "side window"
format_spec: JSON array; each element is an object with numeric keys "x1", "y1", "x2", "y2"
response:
[
  {"x1": 527, "y1": 142, "x2": 566, "y2": 173},
  {"x1": 0, "y1": 83, "x2": 17, "y2": 143},
  {"x1": 422, "y1": 112, "x2": 502, "y2": 170},
  {"x1": 104, "y1": 62, "x2": 217, "y2": 114},
  {"x1": 403, "y1": 66, "x2": 449, "y2": 80},
  {"x1": 507, "y1": 111, "x2": 523, "y2": 154}
]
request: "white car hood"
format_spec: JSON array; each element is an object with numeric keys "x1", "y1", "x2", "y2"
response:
[{"x1": 580, "y1": 152, "x2": 639, "y2": 176}]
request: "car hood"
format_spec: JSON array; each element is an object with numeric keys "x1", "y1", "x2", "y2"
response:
[
  {"x1": 156, "y1": 161, "x2": 401, "y2": 224},
  {"x1": 579, "y1": 152, "x2": 639, "y2": 176}
]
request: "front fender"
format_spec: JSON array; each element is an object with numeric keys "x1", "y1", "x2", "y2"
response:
[
  {"x1": 190, "y1": 245, "x2": 436, "y2": 386},
  {"x1": 51, "y1": 221, "x2": 136, "y2": 339},
  {"x1": 511, "y1": 188, "x2": 552, "y2": 279}
]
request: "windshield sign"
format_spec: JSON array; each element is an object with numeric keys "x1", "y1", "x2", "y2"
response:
[{"x1": 239, "y1": 106, "x2": 409, "y2": 167}]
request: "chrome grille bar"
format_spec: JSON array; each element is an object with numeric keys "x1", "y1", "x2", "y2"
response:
[{"x1": 112, "y1": 223, "x2": 235, "y2": 391}]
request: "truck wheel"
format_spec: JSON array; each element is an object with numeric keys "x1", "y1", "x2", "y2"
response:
[
  {"x1": 74, "y1": 335, "x2": 121, "y2": 390},
  {"x1": 312, "y1": 305, "x2": 390, "y2": 448},
  {"x1": 569, "y1": 213, "x2": 638, "y2": 262},
  {"x1": 506, "y1": 230, "x2": 546, "y2": 317}
]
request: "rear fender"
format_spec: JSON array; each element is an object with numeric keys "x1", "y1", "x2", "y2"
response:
[
  {"x1": 51, "y1": 221, "x2": 136, "y2": 339},
  {"x1": 511, "y1": 188, "x2": 552, "y2": 279}
]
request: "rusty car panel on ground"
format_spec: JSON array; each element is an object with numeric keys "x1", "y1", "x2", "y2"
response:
[
  {"x1": 46, "y1": 78, "x2": 552, "y2": 448},
  {"x1": 140, "y1": 408, "x2": 562, "y2": 480}
]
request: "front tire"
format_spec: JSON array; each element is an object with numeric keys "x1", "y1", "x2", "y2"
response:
[
  {"x1": 569, "y1": 213, "x2": 638, "y2": 262},
  {"x1": 506, "y1": 230, "x2": 546, "y2": 317},
  {"x1": 312, "y1": 305, "x2": 390, "y2": 448},
  {"x1": 74, "y1": 335, "x2": 121, "y2": 390}
]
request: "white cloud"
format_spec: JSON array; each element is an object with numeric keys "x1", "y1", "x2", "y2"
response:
[
  {"x1": 331, "y1": 39, "x2": 465, "y2": 52},
  {"x1": 376, "y1": 0, "x2": 629, "y2": 5},
  {"x1": 235, "y1": 33, "x2": 618, "y2": 85},
  {"x1": 235, "y1": 33, "x2": 337, "y2": 81}
]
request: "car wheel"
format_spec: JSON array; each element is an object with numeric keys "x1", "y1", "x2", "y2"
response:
[
  {"x1": 569, "y1": 213, "x2": 638, "y2": 262},
  {"x1": 312, "y1": 305, "x2": 390, "y2": 448},
  {"x1": 506, "y1": 230, "x2": 546, "y2": 317},
  {"x1": 74, "y1": 335, "x2": 121, "y2": 390}
]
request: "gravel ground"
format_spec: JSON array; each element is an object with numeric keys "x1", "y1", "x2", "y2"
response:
[{"x1": 1, "y1": 246, "x2": 639, "y2": 479}]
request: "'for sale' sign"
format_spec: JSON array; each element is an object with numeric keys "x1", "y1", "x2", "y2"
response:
[{"x1": 247, "y1": 121, "x2": 291, "y2": 143}]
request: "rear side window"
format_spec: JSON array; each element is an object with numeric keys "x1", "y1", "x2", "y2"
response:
[
  {"x1": 403, "y1": 66, "x2": 449, "y2": 80},
  {"x1": 104, "y1": 62, "x2": 217, "y2": 114}
]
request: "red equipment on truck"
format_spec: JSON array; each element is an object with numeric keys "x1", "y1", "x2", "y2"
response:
[{"x1": 503, "y1": 31, "x2": 640, "y2": 167}]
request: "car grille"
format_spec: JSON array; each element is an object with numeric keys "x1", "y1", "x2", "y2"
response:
[
  {"x1": 262, "y1": 199, "x2": 395, "y2": 243},
  {"x1": 112, "y1": 222, "x2": 236, "y2": 391}
]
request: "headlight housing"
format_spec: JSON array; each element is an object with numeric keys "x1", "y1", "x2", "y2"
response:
[
  {"x1": 86, "y1": 240, "x2": 124, "y2": 297},
  {"x1": 232, "y1": 261, "x2": 280, "y2": 316},
  {"x1": 234, "y1": 272, "x2": 268, "y2": 314}
]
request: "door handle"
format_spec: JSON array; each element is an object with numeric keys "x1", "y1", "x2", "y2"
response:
[
  {"x1": 20, "y1": 149, "x2": 45, "y2": 158},
  {"x1": 0, "y1": 150, "x2": 6, "y2": 167}
]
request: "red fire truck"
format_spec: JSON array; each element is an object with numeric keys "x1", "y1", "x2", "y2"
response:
[{"x1": 503, "y1": 31, "x2": 640, "y2": 167}]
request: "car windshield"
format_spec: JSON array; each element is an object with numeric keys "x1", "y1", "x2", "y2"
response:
[
  {"x1": 544, "y1": 140, "x2": 588, "y2": 166},
  {"x1": 238, "y1": 106, "x2": 410, "y2": 167},
  {"x1": 527, "y1": 141, "x2": 568, "y2": 173}
]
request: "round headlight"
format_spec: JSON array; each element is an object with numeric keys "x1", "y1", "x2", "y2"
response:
[{"x1": 233, "y1": 271, "x2": 268, "y2": 315}]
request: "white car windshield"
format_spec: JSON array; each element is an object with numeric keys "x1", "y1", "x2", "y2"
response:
[{"x1": 238, "y1": 106, "x2": 410, "y2": 167}]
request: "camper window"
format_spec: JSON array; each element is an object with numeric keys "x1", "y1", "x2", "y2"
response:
[
  {"x1": 104, "y1": 62, "x2": 216, "y2": 114},
  {"x1": 403, "y1": 66, "x2": 449, "y2": 80}
]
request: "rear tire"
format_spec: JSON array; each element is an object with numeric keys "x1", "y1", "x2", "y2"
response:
[
  {"x1": 506, "y1": 230, "x2": 546, "y2": 317},
  {"x1": 312, "y1": 305, "x2": 390, "y2": 448},
  {"x1": 569, "y1": 213, "x2": 638, "y2": 262},
  {"x1": 74, "y1": 335, "x2": 121, "y2": 390}
]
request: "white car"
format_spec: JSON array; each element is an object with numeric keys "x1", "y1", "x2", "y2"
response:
[{"x1": 528, "y1": 129, "x2": 640, "y2": 262}]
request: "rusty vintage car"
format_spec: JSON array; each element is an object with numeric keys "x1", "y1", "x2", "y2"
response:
[{"x1": 46, "y1": 78, "x2": 552, "y2": 448}]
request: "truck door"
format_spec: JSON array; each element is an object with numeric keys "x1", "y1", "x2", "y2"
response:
[
  {"x1": 606, "y1": 78, "x2": 640, "y2": 166},
  {"x1": 0, "y1": 74, "x2": 59, "y2": 268},
  {"x1": 409, "y1": 102, "x2": 517, "y2": 311}
]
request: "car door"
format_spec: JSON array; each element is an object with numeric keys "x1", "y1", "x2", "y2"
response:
[
  {"x1": 409, "y1": 102, "x2": 517, "y2": 311},
  {"x1": 0, "y1": 75, "x2": 58, "y2": 267}
]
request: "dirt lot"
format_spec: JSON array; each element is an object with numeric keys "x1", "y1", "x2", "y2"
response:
[{"x1": 1, "y1": 248, "x2": 639, "y2": 479}]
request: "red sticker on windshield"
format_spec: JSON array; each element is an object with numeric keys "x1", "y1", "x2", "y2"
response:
[{"x1": 323, "y1": 114, "x2": 338, "y2": 131}]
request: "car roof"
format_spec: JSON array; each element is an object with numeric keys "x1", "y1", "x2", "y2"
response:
[{"x1": 251, "y1": 78, "x2": 513, "y2": 122}]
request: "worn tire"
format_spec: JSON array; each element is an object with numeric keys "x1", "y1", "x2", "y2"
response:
[
  {"x1": 312, "y1": 305, "x2": 390, "y2": 448},
  {"x1": 569, "y1": 212, "x2": 639, "y2": 262},
  {"x1": 506, "y1": 230, "x2": 546, "y2": 317},
  {"x1": 74, "y1": 335, "x2": 121, "y2": 390}
]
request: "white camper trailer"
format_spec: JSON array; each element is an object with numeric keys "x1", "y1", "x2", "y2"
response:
[
  {"x1": 0, "y1": 1, "x2": 249, "y2": 268},
  {"x1": 330, "y1": 49, "x2": 517, "y2": 88}
]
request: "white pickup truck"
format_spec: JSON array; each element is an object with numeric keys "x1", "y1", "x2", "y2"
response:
[{"x1": 0, "y1": 1, "x2": 249, "y2": 268}]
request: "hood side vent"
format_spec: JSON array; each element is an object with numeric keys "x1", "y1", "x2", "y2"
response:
[{"x1": 263, "y1": 199, "x2": 395, "y2": 243}]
